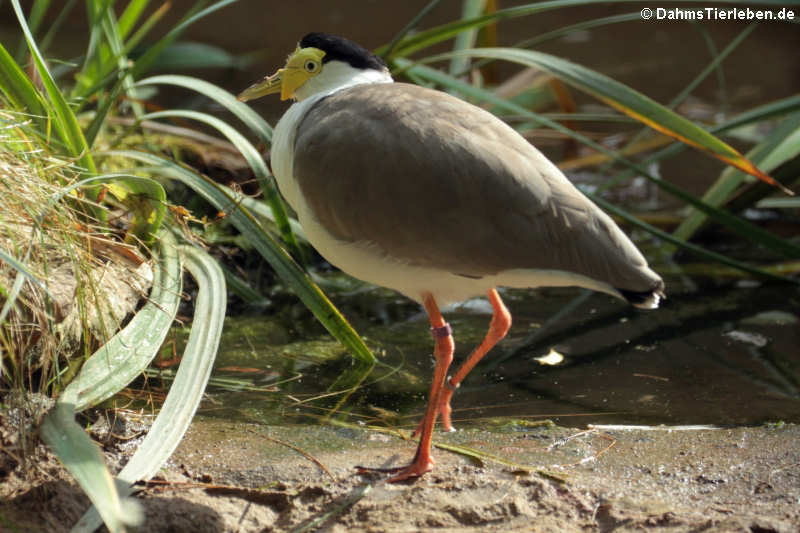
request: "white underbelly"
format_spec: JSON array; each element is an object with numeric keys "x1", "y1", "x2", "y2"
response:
[{"x1": 300, "y1": 212, "x2": 618, "y2": 306}]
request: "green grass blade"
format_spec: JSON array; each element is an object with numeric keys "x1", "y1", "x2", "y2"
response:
[
  {"x1": 61, "y1": 229, "x2": 182, "y2": 411},
  {"x1": 0, "y1": 273, "x2": 26, "y2": 332},
  {"x1": 140, "y1": 108, "x2": 297, "y2": 255},
  {"x1": 449, "y1": 0, "x2": 486, "y2": 77},
  {"x1": 121, "y1": 244, "x2": 223, "y2": 480},
  {"x1": 384, "y1": 0, "x2": 796, "y2": 59},
  {"x1": 10, "y1": 0, "x2": 97, "y2": 176},
  {"x1": 397, "y1": 59, "x2": 800, "y2": 260},
  {"x1": 149, "y1": 42, "x2": 242, "y2": 70},
  {"x1": 674, "y1": 113, "x2": 800, "y2": 241},
  {"x1": 41, "y1": 403, "x2": 142, "y2": 533},
  {"x1": 12, "y1": 0, "x2": 51, "y2": 61},
  {"x1": 757, "y1": 197, "x2": 800, "y2": 209},
  {"x1": 667, "y1": 24, "x2": 755, "y2": 113},
  {"x1": 38, "y1": 0, "x2": 80, "y2": 52},
  {"x1": 73, "y1": 244, "x2": 226, "y2": 533},
  {"x1": 117, "y1": 0, "x2": 151, "y2": 40},
  {"x1": 74, "y1": 0, "x2": 113, "y2": 100},
  {"x1": 381, "y1": 0, "x2": 442, "y2": 59},
  {"x1": 598, "y1": 94, "x2": 800, "y2": 193},
  {"x1": 604, "y1": 23, "x2": 756, "y2": 169},
  {"x1": 0, "y1": 40, "x2": 46, "y2": 122},
  {"x1": 102, "y1": 150, "x2": 375, "y2": 366},
  {"x1": 0, "y1": 247, "x2": 53, "y2": 300},
  {"x1": 223, "y1": 265, "x2": 267, "y2": 304},
  {"x1": 130, "y1": 0, "x2": 238, "y2": 79},
  {"x1": 429, "y1": 47, "x2": 789, "y2": 193},
  {"x1": 121, "y1": 2, "x2": 172, "y2": 55},
  {"x1": 136, "y1": 74, "x2": 273, "y2": 143},
  {"x1": 720, "y1": 95, "x2": 800, "y2": 133},
  {"x1": 514, "y1": 12, "x2": 641, "y2": 51},
  {"x1": 84, "y1": 71, "x2": 130, "y2": 146},
  {"x1": 587, "y1": 193, "x2": 798, "y2": 284},
  {"x1": 382, "y1": 0, "x2": 606, "y2": 58}
]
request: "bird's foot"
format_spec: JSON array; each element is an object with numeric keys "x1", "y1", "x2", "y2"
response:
[{"x1": 356, "y1": 456, "x2": 434, "y2": 483}]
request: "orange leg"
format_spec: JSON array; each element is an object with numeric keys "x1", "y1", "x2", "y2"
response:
[
  {"x1": 431, "y1": 288, "x2": 511, "y2": 432},
  {"x1": 357, "y1": 292, "x2": 454, "y2": 482}
]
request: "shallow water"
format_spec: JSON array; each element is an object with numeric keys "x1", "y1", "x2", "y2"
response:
[{"x1": 194, "y1": 272, "x2": 799, "y2": 430}]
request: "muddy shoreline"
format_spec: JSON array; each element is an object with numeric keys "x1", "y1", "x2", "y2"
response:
[{"x1": 2, "y1": 418, "x2": 798, "y2": 532}]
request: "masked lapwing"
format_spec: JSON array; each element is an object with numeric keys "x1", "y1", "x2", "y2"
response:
[{"x1": 239, "y1": 33, "x2": 665, "y2": 482}]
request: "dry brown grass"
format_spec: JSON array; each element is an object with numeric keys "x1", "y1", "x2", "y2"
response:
[{"x1": 0, "y1": 112, "x2": 152, "y2": 395}]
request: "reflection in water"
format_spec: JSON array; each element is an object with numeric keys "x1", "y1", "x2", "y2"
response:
[{"x1": 200, "y1": 277, "x2": 799, "y2": 428}]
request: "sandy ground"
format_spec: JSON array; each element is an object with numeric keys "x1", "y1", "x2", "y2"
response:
[{"x1": 2, "y1": 418, "x2": 799, "y2": 532}]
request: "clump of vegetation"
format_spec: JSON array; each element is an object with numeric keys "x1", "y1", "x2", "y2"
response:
[
  {"x1": 0, "y1": 0, "x2": 798, "y2": 531},
  {"x1": 0, "y1": 136, "x2": 152, "y2": 388}
]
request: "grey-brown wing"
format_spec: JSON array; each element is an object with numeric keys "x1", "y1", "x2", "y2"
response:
[{"x1": 293, "y1": 82, "x2": 659, "y2": 292}]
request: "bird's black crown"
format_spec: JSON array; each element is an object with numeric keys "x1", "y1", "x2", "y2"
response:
[{"x1": 299, "y1": 33, "x2": 386, "y2": 71}]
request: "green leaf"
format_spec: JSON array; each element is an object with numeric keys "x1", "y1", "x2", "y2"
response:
[
  {"x1": 140, "y1": 108, "x2": 297, "y2": 256},
  {"x1": 674, "y1": 112, "x2": 800, "y2": 241},
  {"x1": 381, "y1": 0, "x2": 606, "y2": 58},
  {"x1": 103, "y1": 175, "x2": 167, "y2": 244},
  {"x1": 120, "y1": 244, "x2": 223, "y2": 489},
  {"x1": 448, "y1": 0, "x2": 486, "y2": 78},
  {"x1": 396, "y1": 59, "x2": 800, "y2": 262},
  {"x1": 431, "y1": 47, "x2": 791, "y2": 194},
  {"x1": 136, "y1": 74, "x2": 273, "y2": 143},
  {"x1": 41, "y1": 403, "x2": 142, "y2": 533},
  {"x1": 587, "y1": 193, "x2": 797, "y2": 284},
  {"x1": 61, "y1": 229, "x2": 182, "y2": 411},
  {"x1": 0, "y1": 41, "x2": 46, "y2": 122},
  {"x1": 383, "y1": 0, "x2": 798, "y2": 59},
  {"x1": 74, "y1": 244, "x2": 226, "y2": 533},
  {"x1": 10, "y1": 0, "x2": 97, "y2": 175},
  {"x1": 150, "y1": 42, "x2": 243, "y2": 70},
  {"x1": 597, "y1": 94, "x2": 800, "y2": 194},
  {"x1": 117, "y1": 0, "x2": 151, "y2": 40},
  {"x1": 101, "y1": 150, "x2": 375, "y2": 367},
  {"x1": 38, "y1": 0, "x2": 80, "y2": 53},
  {"x1": 130, "y1": 0, "x2": 239, "y2": 79},
  {"x1": 12, "y1": 0, "x2": 51, "y2": 60},
  {"x1": 121, "y1": 2, "x2": 171, "y2": 54},
  {"x1": 757, "y1": 197, "x2": 800, "y2": 209}
]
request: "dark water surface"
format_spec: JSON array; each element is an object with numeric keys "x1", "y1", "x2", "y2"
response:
[{"x1": 198, "y1": 273, "x2": 799, "y2": 430}]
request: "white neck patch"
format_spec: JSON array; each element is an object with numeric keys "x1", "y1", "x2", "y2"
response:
[{"x1": 292, "y1": 61, "x2": 393, "y2": 101}]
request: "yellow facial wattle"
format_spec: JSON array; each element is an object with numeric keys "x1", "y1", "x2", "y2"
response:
[{"x1": 237, "y1": 46, "x2": 326, "y2": 102}]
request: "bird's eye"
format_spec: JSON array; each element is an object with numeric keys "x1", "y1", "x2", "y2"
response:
[{"x1": 304, "y1": 60, "x2": 319, "y2": 73}]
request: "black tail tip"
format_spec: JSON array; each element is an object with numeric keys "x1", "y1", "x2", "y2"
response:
[{"x1": 618, "y1": 286, "x2": 666, "y2": 310}]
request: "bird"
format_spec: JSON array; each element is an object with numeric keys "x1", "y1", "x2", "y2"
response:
[{"x1": 238, "y1": 32, "x2": 665, "y2": 482}]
